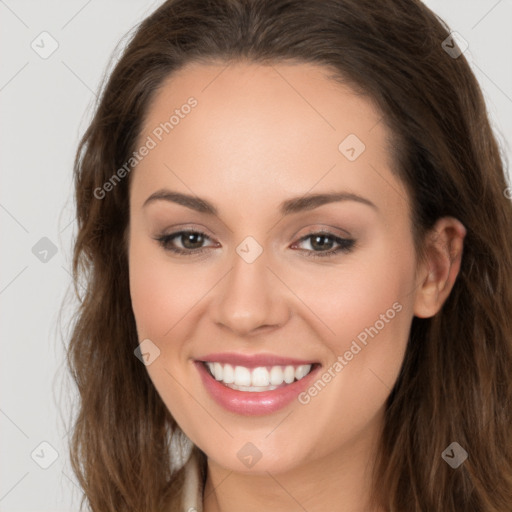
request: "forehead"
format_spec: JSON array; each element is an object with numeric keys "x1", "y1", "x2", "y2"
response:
[{"x1": 131, "y1": 61, "x2": 406, "y2": 215}]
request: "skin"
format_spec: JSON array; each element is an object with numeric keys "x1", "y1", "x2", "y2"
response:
[{"x1": 127, "y1": 61, "x2": 466, "y2": 512}]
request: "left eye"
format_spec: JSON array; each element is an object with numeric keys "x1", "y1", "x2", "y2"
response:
[
  {"x1": 155, "y1": 230, "x2": 355, "y2": 259},
  {"x1": 293, "y1": 232, "x2": 355, "y2": 258}
]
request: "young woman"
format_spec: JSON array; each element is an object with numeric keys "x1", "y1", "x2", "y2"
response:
[{"x1": 66, "y1": 0, "x2": 512, "y2": 510}]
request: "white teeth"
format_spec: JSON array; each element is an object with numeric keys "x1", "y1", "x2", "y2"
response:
[
  {"x1": 295, "y1": 365, "x2": 310, "y2": 380},
  {"x1": 284, "y1": 365, "x2": 295, "y2": 384},
  {"x1": 222, "y1": 363, "x2": 235, "y2": 383},
  {"x1": 269, "y1": 366, "x2": 284, "y2": 385},
  {"x1": 234, "y1": 366, "x2": 251, "y2": 386},
  {"x1": 228, "y1": 383, "x2": 280, "y2": 392},
  {"x1": 204, "y1": 362, "x2": 313, "y2": 390},
  {"x1": 213, "y1": 362, "x2": 223, "y2": 381},
  {"x1": 252, "y1": 367, "x2": 270, "y2": 386}
]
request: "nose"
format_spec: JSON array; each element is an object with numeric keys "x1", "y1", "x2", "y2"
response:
[{"x1": 210, "y1": 247, "x2": 291, "y2": 337}]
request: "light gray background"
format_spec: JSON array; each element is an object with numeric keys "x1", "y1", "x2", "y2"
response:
[{"x1": 1, "y1": 1, "x2": 511, "y2": 510}]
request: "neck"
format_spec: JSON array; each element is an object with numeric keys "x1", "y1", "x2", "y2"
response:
[{"x1": 202, "y1": 417, "x2": 385, "y2": 512}]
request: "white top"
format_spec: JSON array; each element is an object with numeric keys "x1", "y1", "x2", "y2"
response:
[{"x1": 179, "y1": 447, "x2": 204, "y2": 512}]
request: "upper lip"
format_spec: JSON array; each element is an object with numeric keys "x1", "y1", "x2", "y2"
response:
[{"x1": 196, "y1": 352, "x2": 318, "y2": 368}]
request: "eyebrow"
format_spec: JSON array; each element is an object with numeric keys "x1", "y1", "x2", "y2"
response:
[{"x1": 142, "y1": 189, "x2": 378, "y2": 215}]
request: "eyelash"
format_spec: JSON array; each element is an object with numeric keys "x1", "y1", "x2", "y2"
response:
[{"x1": 154, "y1": 230, "x2": 356, "y2": 259}]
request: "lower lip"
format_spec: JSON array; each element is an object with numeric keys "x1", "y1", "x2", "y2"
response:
[{"x1": 195, "y1": 361, "x2": 321, "y2": 416}]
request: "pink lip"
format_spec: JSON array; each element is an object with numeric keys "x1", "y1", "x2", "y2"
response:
[
  {"x1": 195, "y1": 360, "x2": 321, "y2": 416},
  {"x1": 197, "y1": 352, "x2": 317, "y2": 368}
]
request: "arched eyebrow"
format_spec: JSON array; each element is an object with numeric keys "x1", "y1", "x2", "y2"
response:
[{"x1": 142, "y1": 189, "x2": 378, "y2": 215}]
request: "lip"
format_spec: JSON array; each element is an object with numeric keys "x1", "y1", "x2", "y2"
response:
[
  {"x1": 195, "y1": 359, "x2": 321, "y2": 416},
  {"x1": 196, "y1": 352, "x2": 317, "y2": 368}
]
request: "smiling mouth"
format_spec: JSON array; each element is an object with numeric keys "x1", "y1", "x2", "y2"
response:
[{"x1": 201, "y1": 361, "x2": 319, "y2": 392}]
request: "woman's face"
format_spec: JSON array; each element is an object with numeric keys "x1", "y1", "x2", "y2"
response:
[{"x1": 128, "y1": 61, "x2": 420, "y2": 474}]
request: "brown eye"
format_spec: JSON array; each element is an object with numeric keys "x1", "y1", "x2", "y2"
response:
[
  {"x1": 293, "y1": 232, "x2": 356, "y2": 259},
  {"x1": 155, "y1": 230, "x2": 355, "y2": 259},
  {"x1": 156, "y1": 230, "x2": 214, "y2": 255}
]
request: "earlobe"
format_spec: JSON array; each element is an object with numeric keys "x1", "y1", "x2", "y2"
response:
[{"x1": 413, "y1": 217, "x2": 467, "y2": 319}]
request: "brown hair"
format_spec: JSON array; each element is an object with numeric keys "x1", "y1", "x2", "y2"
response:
[{"x1": 67, "y1": 0, "x2": 512, "y2": 510}]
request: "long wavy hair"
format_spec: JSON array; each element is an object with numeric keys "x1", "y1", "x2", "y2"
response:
[{"x1": 66, "y1": 0, "x2": 512, "y2": 510}]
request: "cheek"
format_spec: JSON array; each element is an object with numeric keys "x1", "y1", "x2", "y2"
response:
[
  {"x1": 129, "y1": 249, "x2": 171, "y2": 339},
  {"x1": 288, "y1": 232, "x2": 416, "y2": 351},
  {"x1": 128, "y1": 238, "x2": 204, "y2": 430},
  {"x1": 289, "y1": 271, "x2": 414, "y2": 455},
  {"x1": 291, "y1": 234, "x2": 416, "y2": 408},
  {"x1": 128, "y1": 238, "x2": 205, "y2": 341}
]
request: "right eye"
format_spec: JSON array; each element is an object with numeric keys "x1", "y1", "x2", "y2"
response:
[{"x1": 155, "y1": 230, "x2": 216, "y2": 255}]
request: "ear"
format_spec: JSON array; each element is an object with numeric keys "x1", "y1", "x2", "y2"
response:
[{"x1": 413, "y1": 217, "x2": 467, "y2": 318}]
